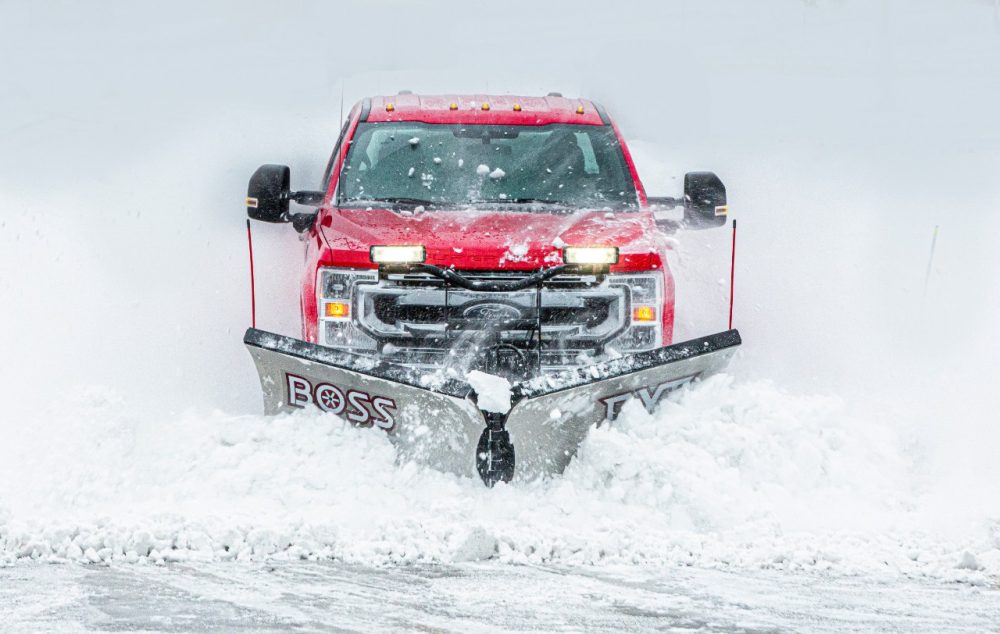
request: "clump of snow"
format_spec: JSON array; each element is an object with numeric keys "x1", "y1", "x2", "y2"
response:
[
  {"x1": 476, "y1": 164, "x2": 490, "y2": 176},
  {"x1": 407, "y1": 167, "x2": 415, "y2": 177},
  {"x1": 467, "y1": 371, "x2": 512, "y2": 414},
  {"x1": 499, "y1": 242, "x2": 531, "y2": 266},
  {"x1": 489, "y1": 167, "x2": 505, "y2": 179},
  {"x1": 408, "y1": 137, "x2": 420, "y2": 146},
  {"x1": 432, "y1": 157, "x2": 442, "y2": 165},
  {"x1": 451, "y1": 526, "x2": 497, "y2": 562},
  {"x1": 956, "y1": 551, "x2": 982, "y2": 571}
]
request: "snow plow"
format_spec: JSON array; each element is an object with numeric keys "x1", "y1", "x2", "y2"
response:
[{"x1": 244, "y1": 92, "x2": 741, "y2": 485}]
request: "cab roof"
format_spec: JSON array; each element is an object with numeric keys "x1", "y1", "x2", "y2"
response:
[{"x1": 362, "y1": 94, "x2": 609, "y2": 126}]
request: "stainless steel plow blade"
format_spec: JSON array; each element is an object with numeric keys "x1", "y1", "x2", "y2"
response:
[{"x1": 245, "y1": 328, "x2": 741, "y2": 486}]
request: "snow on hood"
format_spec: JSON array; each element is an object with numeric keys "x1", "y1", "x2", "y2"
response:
[{"x1": 318, "y1": 207, "x2": 662, "y2": 269}]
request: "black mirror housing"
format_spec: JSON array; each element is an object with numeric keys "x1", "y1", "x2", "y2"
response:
[
  {"x1": 247, "y1": 164, "x2": 291, "y2": 222},
  {"x1": 683, "y1": 172, "x2": 728, "y2": 229}
]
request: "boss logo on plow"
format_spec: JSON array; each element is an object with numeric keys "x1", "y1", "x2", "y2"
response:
[
  {"x1": 599, "y1": 376, "x2": 696, "y2": 421},
  {"x1": 285, "y1": 373, "x2": 397, "y2": 431}
]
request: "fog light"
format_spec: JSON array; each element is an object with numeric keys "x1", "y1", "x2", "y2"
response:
[
  {"x1": 562, "y1": 246, "x2": 619, "y2": 265},
  {"x1": 324, "y1": 301, "x2": 350, "y2": 318},
  {"x1": 632, "y1": 306, "x2": 656, "y2": 322},
  {"x1": 370, "y1": 245, "x2": 426, "y2": 264}
]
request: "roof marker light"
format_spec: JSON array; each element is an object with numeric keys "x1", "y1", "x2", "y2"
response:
[
  {"x1": 576, "y1": 105, "x2": 585, "y2": 115},
  {"x1": 385, "y1": 103, "x2": 395, "y2": 112},
  {"x1": 481, "y1": 102, "x2": 490, "y2": 111},
  {"x1": 449, "y1": 102, "x2": 458, "y2": 110},
  {"x1": 513, "y1": 103, "x2": 522, "y2": 112}
]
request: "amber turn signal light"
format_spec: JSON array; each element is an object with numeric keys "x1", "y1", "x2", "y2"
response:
[
  {"x1": 324, "y1": 302, "x2": 350, "y2": 318},
  {"x1": 632, "y1": 306, "x2": 656, "y2": 322}
]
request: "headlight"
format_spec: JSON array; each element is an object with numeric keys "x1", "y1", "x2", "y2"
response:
[
  {"x1": 609, "y1": 271, "x2": 663, "y2": 352},
  {"x1": 562, "y1": 246, "x2": 619, "y2": 266},
  {"x1": 316, "y1": 268, "x2": 378, "y2": 351},
  {"x1": 370, "y1": 245, "x2": 426, "y2": 264}
]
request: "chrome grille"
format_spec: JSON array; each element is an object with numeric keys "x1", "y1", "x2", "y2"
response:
[
  {"x1": 317, "y1": 266, "x2": 663, "y2": 371},
  {"x1": 355, "y1": 271, "x2": 629, "y2": 350}
]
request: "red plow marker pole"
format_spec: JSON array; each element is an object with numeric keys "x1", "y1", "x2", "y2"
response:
[
  {"x1": 247, "y1": 218, "x2": 257, "y2": 329},
  {"x1": 728, "y1": 218, "x2": 737, "y2": 330}
]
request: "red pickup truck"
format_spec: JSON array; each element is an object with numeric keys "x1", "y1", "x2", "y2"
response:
[{"x1": 244, "y1": 93, "x2": 739, "y2": 485}]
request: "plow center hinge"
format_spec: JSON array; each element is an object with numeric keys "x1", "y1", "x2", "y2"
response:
[{"x1": 476, "y1": 411, "x2": 515, "y2": 487}]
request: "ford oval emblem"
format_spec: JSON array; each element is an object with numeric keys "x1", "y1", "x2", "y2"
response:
[{"x1": 462, "y1": 303, "x2": 522, "y2": 322}]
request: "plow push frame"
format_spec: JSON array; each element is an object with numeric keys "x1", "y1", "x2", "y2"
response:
[{"x1": 246, "y1": 285, "x2": 740, "y2": 486}]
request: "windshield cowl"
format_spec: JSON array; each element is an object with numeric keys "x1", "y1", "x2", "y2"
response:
[{"x1": 337, "y1": 196, "x2": 629, "y2": 214}]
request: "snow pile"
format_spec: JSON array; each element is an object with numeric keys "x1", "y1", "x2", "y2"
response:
[{"x1": 1, "y1": 377, "x2": 998, "y2": 583}]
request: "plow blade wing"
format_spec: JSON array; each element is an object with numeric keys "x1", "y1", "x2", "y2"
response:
[
  {"x1": 244, "y1": 328, "x2": 740, "y2": 481},
  {"x1": 244, "y1": 329, "x2": 485, "y2": 476},
  {"x1": 504, "y1": 329, "x2": 741, "y2": 476}
]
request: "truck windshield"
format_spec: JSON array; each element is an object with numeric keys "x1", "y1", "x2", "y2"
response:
[{"x1": 337, "y1": 122, "x2": 638, "y2": 209}]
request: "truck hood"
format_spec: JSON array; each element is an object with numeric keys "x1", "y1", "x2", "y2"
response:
[{"x1": 318, "y1": 207, "x2": 665, "y2": 271}]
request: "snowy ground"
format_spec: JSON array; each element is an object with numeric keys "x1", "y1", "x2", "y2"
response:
[
  {"x1": 1, "y1": 378, "x2": 999, "y2": 632},
  {"x1": 2, "y1": 377, "x2": 998, "y2": 579},
  {"x1": 4, "y1": 562, "x2": 1000, "y2": 633}
]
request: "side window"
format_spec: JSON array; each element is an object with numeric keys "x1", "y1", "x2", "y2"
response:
[{"x1": 321, "y1": 118, "x2": 354, "y2": 189}]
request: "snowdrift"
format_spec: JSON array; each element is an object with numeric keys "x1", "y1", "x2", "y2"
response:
[{"x1": 1, "y1": 376, "x2": 998, "y2": 584}]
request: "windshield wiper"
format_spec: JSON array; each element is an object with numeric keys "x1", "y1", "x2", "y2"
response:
[
  {"x1": 343, "y1": 196, "x2": 578, "y2": 210},
  {"x1": 465, "y1": 198, "x2": 572, "y2": 208},
  {"x1": 343, "y1": 197, "x2": 440, "y2": 208},
  {"x1": 503, "y1": 198, "x2": 568, "y2": 205}
]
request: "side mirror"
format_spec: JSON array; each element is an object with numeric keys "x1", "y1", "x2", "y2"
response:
[
  {"x1": 247, "y1": 164, "x2": 291, "y2": 223},
  {"x1": 682, "y1": 172, "x2": 728, "y2": 229}
]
